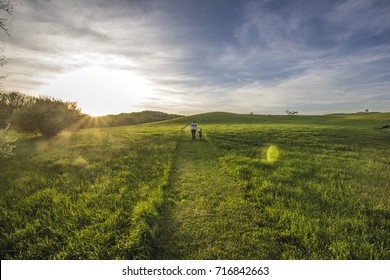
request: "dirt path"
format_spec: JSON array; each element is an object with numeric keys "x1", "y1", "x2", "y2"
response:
[{"x1": 153, "y1": 128, "x2": 253, "y2": 259}]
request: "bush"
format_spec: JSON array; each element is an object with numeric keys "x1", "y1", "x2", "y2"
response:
[{"x1": 13, "y1": 96, "x2": 82, "y2": 137}]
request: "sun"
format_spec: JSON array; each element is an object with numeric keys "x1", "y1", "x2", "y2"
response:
[{"x1": 39, "y1": 65, "x2": 155, "y2": 116}]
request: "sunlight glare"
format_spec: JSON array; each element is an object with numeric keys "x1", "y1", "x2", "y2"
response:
[
  {"x1": 267, "y1": 145, "x2": 280, "y2": 163},
  {"x1": 39, "y1": 66, "x2": 155, "y2": 116}
]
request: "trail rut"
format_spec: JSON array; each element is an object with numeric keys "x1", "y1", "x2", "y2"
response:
[{"x1": 153, "y1": 129, "x2": 253, "y2": 259}]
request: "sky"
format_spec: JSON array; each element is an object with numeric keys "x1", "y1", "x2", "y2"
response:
[{"x1": 1, "y1": 0, "x2": 390, "y2": 116}]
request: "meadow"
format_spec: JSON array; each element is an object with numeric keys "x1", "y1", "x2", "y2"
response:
[
  {"x1": 195, "y1": 113, "x2": 390, "y2": 259},
  {"x1": 0, "y1": 123, "x2": 182, "y2": 259},
  {"x1": 1, "y1": 112, "x2": 389, "y2": 259}
]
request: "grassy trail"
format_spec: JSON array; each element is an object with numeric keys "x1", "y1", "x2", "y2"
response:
[{"x1": 153, "y1": 128, "x2": 252, "y2": 259}]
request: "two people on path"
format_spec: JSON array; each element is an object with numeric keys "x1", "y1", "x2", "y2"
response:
[{"x1": 190, "y1": 121, "x2": 203, "y2": 140}]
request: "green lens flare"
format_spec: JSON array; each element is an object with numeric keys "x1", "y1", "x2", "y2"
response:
[{"x1": 267, "y1": 145, "x2": 279, "y2": 163}]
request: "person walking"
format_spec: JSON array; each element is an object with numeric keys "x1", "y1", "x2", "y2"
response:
[
  {"x1": 191, "y1": 121, "x2": 197, "y2": 140},
  {"x1": 198, "y1": 129, "x2": 203, "y2": 140}
]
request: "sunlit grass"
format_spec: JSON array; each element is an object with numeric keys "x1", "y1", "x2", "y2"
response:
[{"x1": 0, "y1": 122, "x2": 182, "y2": 259}]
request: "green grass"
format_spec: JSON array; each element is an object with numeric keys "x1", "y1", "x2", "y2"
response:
[
  {"x1": 0, "y1": 123, "x2": 182, "y2": 259},
  {"x1": 1, "y1": 113, "x2": 389, "y2": 259},
  {"x1": 153, "y1": 129, "x2": 254, "y2": 259},
  {"x1": 203, "y1": 113, "x2": 390, "y2": 259}
]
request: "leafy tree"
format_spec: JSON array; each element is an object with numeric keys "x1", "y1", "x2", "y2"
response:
[
  {"x1": 0, "y1": 91, "x2": 34, "y2": 128},
  {"x1": 13, "y1": 96, "x2": 82, "y2": 137}
]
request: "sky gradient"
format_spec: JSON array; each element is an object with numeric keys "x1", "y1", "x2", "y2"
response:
[{"x1": 1, "y1": 0, "x2": 390, "y2": 116}]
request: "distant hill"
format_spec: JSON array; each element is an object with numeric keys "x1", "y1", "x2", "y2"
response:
[
  {"x1": 79, "y1": 110, "x2": 183, "y2": 128},
  {"x1": 167, "y1": 111, "x2": 390, "y2": 128}
]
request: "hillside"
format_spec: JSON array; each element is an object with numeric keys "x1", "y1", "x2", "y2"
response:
[{"x1": 78, "y1": 110, "x2": 183, "y2": 128}]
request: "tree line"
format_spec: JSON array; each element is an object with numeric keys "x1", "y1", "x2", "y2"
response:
[{"x1": 1, "y1": 92, "x2": 82, "y2": 137}]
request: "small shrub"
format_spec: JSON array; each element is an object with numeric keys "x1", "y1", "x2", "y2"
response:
[{"x1": 0, "y1": 125, "x2": 16, "y2": 158}]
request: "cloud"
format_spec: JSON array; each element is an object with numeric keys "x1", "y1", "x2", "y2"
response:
[
  {"x1": 1, "y1": 0, "x2": 390, "y2": 115},
  {"x1": 2, "y1": 1, "x2": 163, "y2": 84},
  {"x1": 201, "y1": 0, "x2": 390, "y2": 113}
]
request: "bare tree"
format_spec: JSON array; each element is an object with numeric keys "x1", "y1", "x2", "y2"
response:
[
  {"x1": 0, "y1": 0, "x2": 14, "y2": 35},
  {"x1": 0, "y1": 0, "x2": 14, "y2": 82},
  {"x1": 0, "y1": 0, "x2": 16, "y2": 158},
  {"x1": 286, "y1": 110, "x2": 298, "y2": 116},
  {"x1": 0, "y1": 47, "x2": 6, "y2": 82}
]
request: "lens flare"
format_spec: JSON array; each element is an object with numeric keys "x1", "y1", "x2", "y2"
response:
[{"x1": 267, "y1": 145, "x2": 279, "y2": 163}]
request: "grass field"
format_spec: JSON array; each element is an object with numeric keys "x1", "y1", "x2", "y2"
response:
[
  {"x1": 0, "y1": 123, "x2": 182, "y2": 259},
  {"x1": 1, "y1": 112, "x2": 389, "y2": 259}
]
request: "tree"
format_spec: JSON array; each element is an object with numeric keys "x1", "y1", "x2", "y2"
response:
[
  {"x1": 13, "y1": 96, "x2": 82, "y2": 137},
  {"x1": 0, "y1": 47, "x2": 5, "y2": 82},
  {"x1": 0, "y1": 0, "x2": 15, "y2": 158},
  {"x1": 0, "y1": 91, "x2": 34, "y2": 128},
  {"x1": 286, "y1": 110, "x2": 298, "y2": 116},
  {"x1": 0, "y1": 0, "x2": 13, "y2": 35},
  {"x1": 1, "y1": 0, "x2": 14, "y2": 82}
]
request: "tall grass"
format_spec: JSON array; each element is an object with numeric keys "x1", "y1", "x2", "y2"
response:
[{"x1": 0, "y1": 123, "x2": 181, "y2": 259}]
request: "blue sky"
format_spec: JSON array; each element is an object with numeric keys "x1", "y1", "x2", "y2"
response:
[{"x1": 1, "y1": 0, "x2": 390, "y2": 115}]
